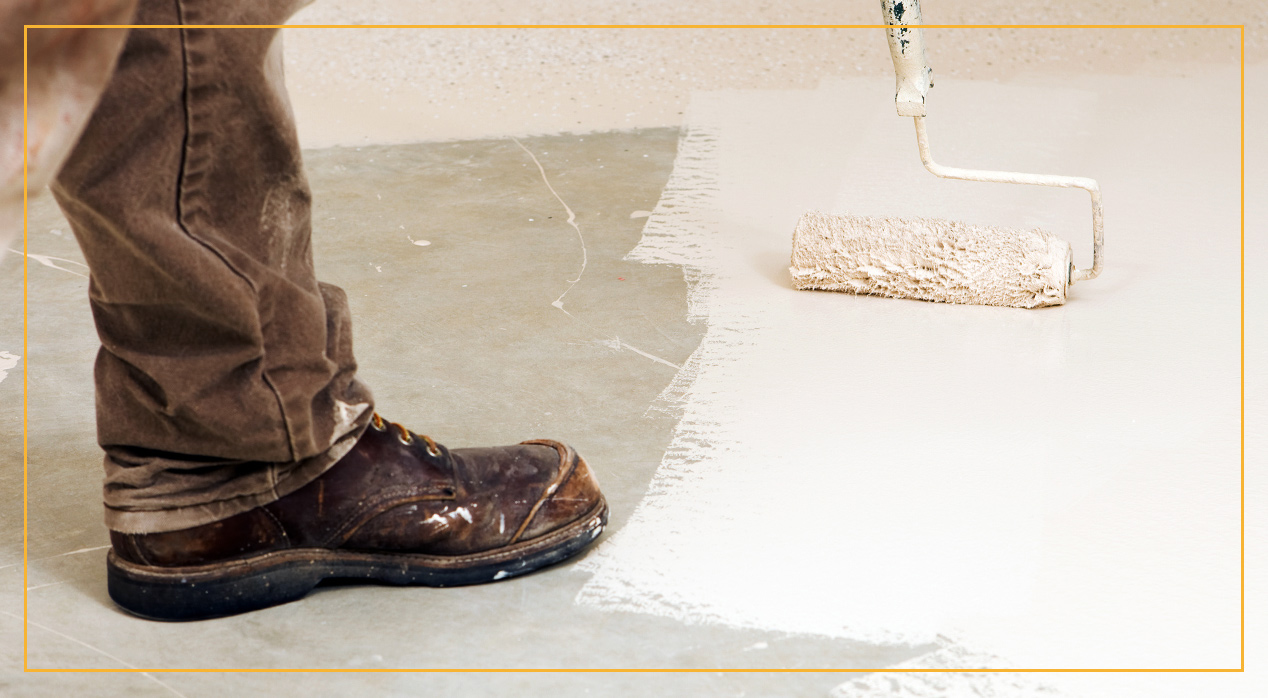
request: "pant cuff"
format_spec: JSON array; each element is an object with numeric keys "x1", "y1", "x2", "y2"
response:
[{"x1": 103, "y1": 413, "x2": 368, "y2": 534}]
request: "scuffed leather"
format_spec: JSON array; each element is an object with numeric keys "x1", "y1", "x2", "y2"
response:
[
  {"x1": 110, "y1": 422, "x2": 603, "y2": 567},
  {"x1": 516, "y1": 450, "x2": 601, "y2": 544}
]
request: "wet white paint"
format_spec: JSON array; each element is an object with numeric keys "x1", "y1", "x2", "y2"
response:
[
  {"x1": 0, "y1": 350, "x2": 18, "y2": 384},
  {"x1": 576, "y1": 71, "x2": 1246, "y2": 691}
]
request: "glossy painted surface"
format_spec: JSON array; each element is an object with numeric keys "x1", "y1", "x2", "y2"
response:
[{"x1": 580, "y1": 72, "x2": 1246, "y2": 682}]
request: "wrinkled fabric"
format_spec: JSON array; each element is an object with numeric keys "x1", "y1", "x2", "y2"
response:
[{"x1": 49, "y1": 0, "x2": 373, "y2": 533}]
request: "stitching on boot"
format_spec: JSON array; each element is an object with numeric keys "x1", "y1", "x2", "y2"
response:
[
  {"x1": 125, "y1": 534, "x2": 153, "y2": 566},
  {"x1": 326, "y1": 490, "x2": 456, "y2": 546},
  {"x1": 257, "y1": 506, "x2": 291, "y2": 549}
]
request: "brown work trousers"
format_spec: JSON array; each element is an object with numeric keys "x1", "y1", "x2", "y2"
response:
[{"x1": 49, "y1": 0, "x2": 374, "y2": 533}]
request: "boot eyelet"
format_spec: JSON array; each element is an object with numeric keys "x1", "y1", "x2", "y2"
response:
[
  {"x1": 397, "y1": 431, "x2": 414, "y2": 445},
  {"x1": 426, "y1": 444, "x2": 442, "y2": 458}
]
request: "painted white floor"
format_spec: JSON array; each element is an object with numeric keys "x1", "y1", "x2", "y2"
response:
[{"x1": 578, "y1": 68, "x2": 1260, "y2": 696}]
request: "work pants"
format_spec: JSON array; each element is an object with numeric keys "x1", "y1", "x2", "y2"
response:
[{"x1": 44, "y1": 0, "x2": 373, "y2": 533}]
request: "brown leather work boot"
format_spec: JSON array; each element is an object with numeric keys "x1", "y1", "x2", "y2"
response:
[{"x1": 106, "y1": 414, "x2": 608, "y2": 620}]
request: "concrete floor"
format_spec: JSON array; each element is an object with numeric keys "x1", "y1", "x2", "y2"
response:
[
  {"x1": 2, "y1": 4, "x2": 1264, "y2": 696},
  {"x1": 1, "y1": 130, "x2": 922, "y2": 695}
]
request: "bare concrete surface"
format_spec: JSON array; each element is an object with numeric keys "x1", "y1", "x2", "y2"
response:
[{"x1": 1, "y1": 130, "x2": 923, "y2": 695}]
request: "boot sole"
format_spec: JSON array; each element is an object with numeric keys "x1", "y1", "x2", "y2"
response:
[{"x1": 107, "y1": 498, "x2": 608, "y2": 621}]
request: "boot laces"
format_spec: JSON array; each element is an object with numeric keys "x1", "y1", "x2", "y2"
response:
[{"x1": 371, "y1": 413, "x2": 441, "y2": 457}]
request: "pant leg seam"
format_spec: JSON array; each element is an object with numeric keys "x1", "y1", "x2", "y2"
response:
[{"x1": 173, "y1": 1, "x2": 298, "y2": 463}]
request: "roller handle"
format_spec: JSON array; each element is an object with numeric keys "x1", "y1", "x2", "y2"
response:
[{"x1": 880, "y1": 0, "x2": 934, "y2": 117}]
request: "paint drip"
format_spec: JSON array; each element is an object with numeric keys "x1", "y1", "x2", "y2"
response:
[{"x1": 0, "y1": 351, "x2": 19, "y2": 384}]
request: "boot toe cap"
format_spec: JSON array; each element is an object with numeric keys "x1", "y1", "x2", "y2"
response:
[{"x1": 514, "y1": 441, "x2": 604, "y2": 543}]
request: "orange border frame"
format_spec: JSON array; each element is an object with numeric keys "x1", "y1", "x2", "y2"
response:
[{"x1": 20, "y1": 22, "x2": 1246, "y2": 675}]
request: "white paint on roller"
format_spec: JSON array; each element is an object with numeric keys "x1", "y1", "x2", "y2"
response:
[
  {"x1": 790, "y1": 212, "x2": 1071, "y2": 308},
  {"x1": 577, "y1": 72, "x2": 1245, "y2": 692},
  {"x1": 0, "y1": 351, "x2": 18, "y2": 384}
]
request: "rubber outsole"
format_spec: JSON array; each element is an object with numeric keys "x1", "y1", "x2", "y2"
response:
[{"x1": 107, "y1": 499, "x2": 607, "y2": 621}]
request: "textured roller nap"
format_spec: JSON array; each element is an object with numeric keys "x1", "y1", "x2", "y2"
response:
[{"x1": 789, "y1": 211, "x2": 1073, "y2": 309}]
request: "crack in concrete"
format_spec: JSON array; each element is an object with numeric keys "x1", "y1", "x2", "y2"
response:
[
  {"x1": 512, "y1": 138, "x2": 585, "y2": 309},
  {"x1": 1, "y1": 545, "x2": 113, "y2": 573},
  {"x1": 6, "y1": 248, "x2": 89, "y2": 279},
  {"x1": 2, "y1": 611, "x2": 190, "y2": 696},
  {"x1": 512, "y1": 138, "x2": 681, "y2": 371}
]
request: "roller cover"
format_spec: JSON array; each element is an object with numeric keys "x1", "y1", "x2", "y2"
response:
[{"x1": 789, "y1": 211, "x2": 1072, "y2": 308}]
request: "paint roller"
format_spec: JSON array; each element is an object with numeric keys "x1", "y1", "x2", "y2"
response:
[{"x1": 789, "y1": 0, "x2": 1104, "y2": 308}]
